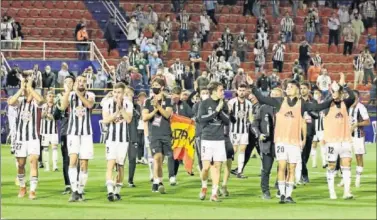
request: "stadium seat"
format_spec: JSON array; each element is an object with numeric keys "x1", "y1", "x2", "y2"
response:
[
  {"x1": 76, "y1": 1, "x2": 86, "y2": 10},
  {"x1": 29, "y1": 9, "x2": 40, "y2": 18},
  {"x1": 39, "y1": 10, "x2": 51, "y2": 18},
  {"x1": 41, "y1": 29, "x2": 52, "y2": 38},
  {"x1": 11, "y1": 1, "x2": 22, "y2": 8},
  {"x1": 44, "y1": 1, "x2": 55, "y2": 9},
  {"x1": 61, "y1": 10, "x2": 72, "y2": 19},
  {"x1": 72, "y1": 10, "x2": 83, "y2": 19},
  {"x1": 57, "y1": 20, "x2": 68, "y2": 28},
  {"x1": 55, "y1": 1, "x2": 66, "y2": 9},
  {"x1": 83, "y1": 11, "x2": 93, "y2": 20},
  {"x1": 22, "y1": 1, "x2": 33, "y2": 8},
  {"x1": 33, "y1": 1, "x2": 45, "y2": 9},
  {"x1": 6, "y1": 8, "x2": 17, "y2": 17},
  {"x1": 16, "y1": 8, "x2": 28, "y2": 18},
  {"x1": 34, "y1": 20, "x2": 46, "y2": 28},
  {"x1": 1, "y1": 0, "x2": 10, "y2": 8},
  {"x1": 23, "y1": 19, "x2": 35, "y2": 27}
]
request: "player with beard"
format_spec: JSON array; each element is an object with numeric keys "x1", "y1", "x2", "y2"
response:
[
  {"x1": 102, "y1": 83, "x2": 133, "y2": 201},
  {"x1": 322, "y1": 73, "x2": 355, "y2": 199},
  {"x1": 142, "y1": 78, "x2": 173, "y2": 193},
  {"x1": 228, "y1": 84, "x2": 253, "y2": 179},
  {"x1": 348, "y1": 90, "x2": 370, "y2": 188},
  {"x1": 8, "y1": 75, "x2": 44, "y2": 199},
  {"x1": 40, "y1": 91, "x2": 59, "y2": 172},
  {"x1": 198, "y1": 82, "x2": 230, "y2": 202},
  {"x1": 60, "y1": 75, "x2": 96, "y2": 202},
  {"x1": 248, "y1": 76, "x2": 333, "y2": 204}
]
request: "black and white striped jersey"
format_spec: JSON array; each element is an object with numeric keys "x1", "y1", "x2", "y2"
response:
[
  {"x1": 315, "y1": 112, "x2": 324, "y2": 132},
  {"x1": 311, "y1": 55, "x2": 323, "y2": 67},
  {"x1": 40, "y1": 103, "x2": 57, "y2": 135},
  {"x1": 353, "y1": 55, "x2": 364, "y2": 71},
  {"x1": 15, "y1": 97, "x2": 39, "y2": 141},
  {"x1": 273, "y1": 44, "x2": 285, "y2": 61},
  {"x1": 281, "y1": 17, "x2": 294, "y2": 32},
  {"x1": 228, "y1": 97, "x2": 253, "y2": 134},
  {"x1": 179, "y1": 13, "x2": 190, "y2": 30},
  {"x1": 67, "y1": 91, "x2": 96, "y2": 136},
  {"x1": 103, "y1": 97, "x2": 133, "y2": 143},
  {"x1": 349, "y1": 102, "x2": 369, "y2": 138}
]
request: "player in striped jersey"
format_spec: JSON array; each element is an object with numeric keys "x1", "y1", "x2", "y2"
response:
[
  {"x1": 40, "y1": 91, "x2": 59, "y2": 172},
  {"x1": 60, "y1": 75, "x2": 96, "y2": 202},
  {"x1": 8, "y1": 75, "x2": 45, "y2": 200},
  {"x1": 310, "y1": 88, "x2": 327, "y2": 168},
  {"x1": 349, "y1": 90, "x2": 370, "y2": 188},
  {"x1": 102, "y1": 83, "x2": 133, "y2": 201},
  {"x1": 228, "y1": 84, "x2": 253, "y2": 178}
]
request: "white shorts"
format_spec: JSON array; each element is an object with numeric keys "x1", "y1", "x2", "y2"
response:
[
  {"x1": 352, "y1": 137, "x2": 366, "y2": 155},
  {"x1": 326, "y1": 142, "x2": 353, "y2": 162},
  {"x1": 313, "y1": 131, "x2": 324, "y2": 142},
  {"x1": 230, "y1": 133, "x2": 249, "y2": 146},
  {"x1": 41, "y1": 134, "x2": 59, "y2": 146},
  {"x1": 201, "y1": 140, "x2": 227, "y2": 162},
  {"x1": 67, "y1": 135, "x2": 94, "y2": 160},
  {"x1": 106, "y1": 141, "x2": 129, "y2": 165},
  {"x1": 275, "y1": 143, "x2": 301, "y2": 164},
  {"x1": 14, "y1": 139, "x2": 40, "y2": 158}
]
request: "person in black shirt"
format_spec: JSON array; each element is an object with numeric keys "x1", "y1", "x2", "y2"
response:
[
  {"x1": 181, "y1": 67, "x2": 194, "y2": 91},
  {"x1": 198, "y1": 82, "x2": 230, "y2": 202},
  {"x1": 6, "y1": 65, "x2": 21, "y2": 96},
  {"x1": 142, "y1": 78, "x2": 173, "y2": 194},
  {"x1": 42, "y1": 65, "x2": 56, "y2": 89},
  {"x1": 298, "y1": 40, "x2": 311, "y2": 76},
  {"x1": 257, "y1": 71, "x2": 271, "y2": 96}
]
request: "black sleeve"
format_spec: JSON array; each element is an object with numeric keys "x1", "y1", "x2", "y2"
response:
[
  {"x1": 307, "y1": 110, "x2": 319, "y2": 119},
  {"x1": 343, "y1": 86, "x2": 356, "y2": 109},
  {"x1": 198, "y1": 101, "x2": 218, "y2": 123},
  {"x1": 251, "y1": 86, "x2": 282, "y2": 109},
  {"x1": 184, "y1": 102, "x2": 194, "y2": 118},
  {"x1": 187, "y1": 90, "x2": 197, "y2": 108},
  {"x1": 53, "y1": 107, "x2": 62, "y2": 121},
  {"x1": 144, "y1": 99, "x2": 151, "y2": 110},
  {"x1": 250, "y1": 107, "x2": 262, "y2": 138},
  {"x1": 303, "y1": 98, "x2": 333, "y2": 112},
  {"x1": 219, "y1": 104, "x2": 230, "y2": 125}
]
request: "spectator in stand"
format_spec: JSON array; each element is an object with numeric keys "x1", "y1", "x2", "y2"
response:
[
  {"x1": 352, "y1": 13, "x2": 365, "y2": 50},
  {"x1": 104, "y1": 16, "x2": 118, "y2": 56},
  {"x1": 327, "y1": 12, "x2": 340, "y2": 50},
  {"x1": 146, "y1": 5, "x2": 158, "y2": 33},
  {"x1": 6, "y1": 65, "x2": 21, "y2": 96},
  {"x1": 1, "y1": 64, "x2": 8, "y2": 88},
  {"x1": 126, "y1": 16, "x2": 139, "y2": 47},
  {"x1": 176, "y1": 9, "x2": 190, "y2": 48},
  {"x1": 235, "y1": 29, "x2": 248, "y2": 62},
  {"x1": 369, "y1": 75, "x2": 377, "y2": 105},
  {"x1": 10, "y1": 18, "x2": 23, "y2": 50},
  {"x1": 1, "y1": 16, "x2": 13, "y2": 49},
  {"x1": 342, "y1": 23, "x2": 356, "y2": 56},
  {"x1": 361, "y1": 0, "x2": 376, "y2": 32},
  {"x1": 130, "y1": 67, "x2": 143, "y2": 90},
  {"x1": 243, "y1": 0, "x2": 255, "y2": 16},
  {"x1": 116, "y1": 56, "x2": 131, "y2": 83},
  {"x1": 106, "y1": 66, "x2": 116, "y2": 88},
  {"x1": 280, "y1": 11, "x2": 295, "y2": 44},
  {"x1": 32, "y1": 64, "x2": 43, "y2": 91},
  {"x1": 200, "y1": 11, "x2": 210, "y2": 46},
  {"x1": 221, "y1": 27, "x2": 234, "y2": 61},
  {"x1": 350, "y1": 8, "x2": 361, "y2": 21},
  {"x1": 214, "y1": 38, "x2": 225, "y2": 58},
  {"x1": 128, "y1": 45, "x2": 139, "y2": 67},
  {"x1": 299, "y1": 40, "x2": 311, "y2": 76},
  {"x1": 143, "y1": 39, "x2": 157, "y2": 61},
  {"x1": 310, "y1": 51, "x2": 323, "y2": 66},
  {"x1": 353, "y1": 51, "x2": 365, "y2": 89},
  {"x1": 366, "y1": 34, "x2": 376, "y2": 57},
  {"x1": 232, "y1": 68, "x2": 247, "y2": 90},
  {"x1": 82, "y1": 66, "x2": 95, "y2": 89},
  {"x1": 338, "y1": 5, "x2": 350, "y2": 35},
  {"x1": 304, "y1": 10, "x2": 316, "y2": 44},
  {"x1": 136, "y1": 32, "x2": 145, "y2": 49},
  {"x1": 316, "y1": 68, "x2": 331, "y2": 97},
  {"x1": 195, "y1": 71, "x2": 210, "y2": 91},
  {"x1": 228, "y1": 51, "x2": 241, "y2": 73},
  {"x1": 292, "y1": 68, "x2": 303, "y2": 83},
  {"x1": 94, "y1": 68, "x2": 107, "y2": 90},
  {"x1": 256, "y1": 27, "x2": 268, "y2": 55},
  {"x1": 203, "y1": 0, "x2": 218, "y2": 27},
  {"x1": 153, "y1": 31, "x2": 164, "y2": 56},
  {"x1": 252, "y1": 0, "x2": 262, "y2": 18},
  {"x1": 74, "y1": 18, "x2": 86, "y2": 39},
  {"x1": 310, "y1": 3, "x2": 322, "y2": 40},
  {"x1": 191, "y1": 31, "x2": 202, "y2": 52},
  {"x1": 292, "y1": 59, "x2": 303, "y2": 73},
  {"x1": 161, "y1": 15, "x2": 172, "y2": 55},
  {"x1": 132, "y1": 4, "x2": 146, "y2": 33},
  {"x1": 76, "y1": 25, "x2": 89, "y2": 60},
  {"x1": 363, "y1": 51, "x2": 376, "y2": 85},
  {"x1": 181, "y1": 65, "x2": 194, "y2": 91},
  {"x1": 206, "y1": 50, "x2": 219, "y2": 74},
  {"x1": 172, "y1": 0, "x2": 184, "y2": 14},
  {"x1": 272, "y1": 40, "x2": 285, "y2": 73},
  {"x1": 149, "y1": 52, "x2": 163, "y2": 77},
  {"x1": 308, "y1": 62, "x2": 322, "y2": 86},
  {"x1": 189, "y1": 45, "x2": 202, "y2": 79},
  {"x1": 254, "y1": 40, "x2": 265, "y2": 75},
  {"x1": 256, "y1": 71, "x2": 271, "y2": 96},
  {"x1": 135, "y1": 52, "x2": 150, "y2": 88},
  {"x1": 171, "y1": 58, "x2": 185, "y2": 86},
  {"x1": 57, "y1": 62, "x2": 70, "y2": 88},
  {"x1": 269, "y1": 68, "x2": 280, "y2": 88},
  {"x1": 256, "y1": 14, "x2": 269, "y2": 33},
  {"x1": 271, "y1": 0, "x2": 280, "y2": 21},
  {"x1": 290, "y1": 0, "x2": 300, "y2": 18}
]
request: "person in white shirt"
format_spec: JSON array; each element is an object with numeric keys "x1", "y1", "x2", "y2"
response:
[
  {"x1": 200, "y1": 11, "x2": 210, "y2": 46},
  {"x1": 316, "y1": 68, "x2": 331, "y2": 97},
  {"x1": 327, "y1": 12, "x2": 340, "y2": 49},
  {"x1": 337, "y1": 5, "x2": 350, "y2": 34},
  {"x1": 348, "y1": 90, "x2": 370, "y2": 188},
  {"x1": 1, "y1": 16, "x2": 13, "y2": 49}
]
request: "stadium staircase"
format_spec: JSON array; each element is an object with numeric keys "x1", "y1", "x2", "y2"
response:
[{"x1": 1, "y1": 0, "x2": 376, "y2": 104}]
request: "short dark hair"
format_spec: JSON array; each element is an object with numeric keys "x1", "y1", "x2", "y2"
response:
[
  {"x1": 171, "y1": 86, "x2": 182, "y2": 95},
  {"x1": 114, "y1": 82, "x2": 126, "y2": 90},
  {"x1": 287, "y1": 79, "x2": 300, "y2": 88},
  {"x1": 207, "y1": 82, "x2": 223, "y2": 94},
  {"x1": 300, "y1": 82, "x2": 310, "y2": 88},
  {"x1": 238, "y1": 84, "x2": 247, "y2": 89},
  {"x1": 152, "y1": 78, "x2": 165, "y2": 87}
]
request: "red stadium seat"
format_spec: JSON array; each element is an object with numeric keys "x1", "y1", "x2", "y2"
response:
[
  {"x1": 41, "y1": 29, "x2": 52, "y2": 38},
  {"x1": 39, "y1": 10, "x2": 51, "y2": 18},
  {"x1": 30, "y1": 29, "x2": 41, "y2": 37},
  {"x1": 76, "y1": 1, "x2": 86, "y2": 10},
  {"x1": 16, "y1": 8, "x2": 28, "y2": 18},
  {"x1": 1, "y1": 0, "x2": 11, "y2": 8},
  {"x1": 33, "y1": 1, "x2": 44, "y2": 9},
  {"x1": 65, "y1": 1, "x2": 77, "y2": 10},
  {"x1": 6, "y1": 8, "x2": 17, "y2": 17},
  {"x1": 55, "y1": 1, "x2": 66, "y2": 9},
  {"x1": 61, "y1": 10, "x2": 72, "y2": 19},
  {"x1": 29, "y1": 9, "x2": 40, "y2": 18},
  {"x1": 57, "y1": 20, "x2": 68, "y2": 28},
  {"x1": 72, "y1": 10, "x2": 82, "y2": 19},
  {"x1": 34, "y1": 20, "x2": 46, "y2": 28},
  {"x1": 23, "y1": 19, "x2": 35, "y2": 27},
  {"x1": 11, "y1": 1, "x2": 22, "y2": 8},
  {"x1": 67, "y1": 20, "x2": 77, "y2": 28},
  {"x1": 22, "y1": 1, "x2": 33, "y2": 8},
  {"x1": 44, "y1": 1, "x2": 55, "y2": 9},
  {"x1": 83, "y1": 11, "x2": 92, "y2": 20}
]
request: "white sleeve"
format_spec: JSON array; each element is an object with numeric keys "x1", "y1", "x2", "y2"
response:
[
  {"x1": 124, "y1": 100, "x2": 134, "y2": 113},
  {"x1": 87, "y1": 92, "x2": 96, "y2": 101},
  {"x1": 359, "y1": 105, "x2": 370, "y2": 120}
]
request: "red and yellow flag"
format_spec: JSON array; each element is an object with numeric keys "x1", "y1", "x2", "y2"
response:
[{"x1": 170, "y1": 114, "x2": 196, "y2": 174}]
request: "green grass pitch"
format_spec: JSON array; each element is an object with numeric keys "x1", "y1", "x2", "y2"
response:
[{"x1": 1, "y1": 144, "x2": 376, "y2": 219}]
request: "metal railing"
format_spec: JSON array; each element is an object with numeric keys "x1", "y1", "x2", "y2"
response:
[
  {"x1": 1, "y1": 52, "x2": 11, "y2": 71},
  {"x1": 102, "y1": 0, "x2": 128, "y2": 37},
  {"x1": 1, "y1": 40, "x2": 111, "y2": 74}
]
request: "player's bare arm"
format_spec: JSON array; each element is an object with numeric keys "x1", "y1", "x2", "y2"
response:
[
  {"x1": 102, "y1": 106, "x2": 120, "y2": 125},
  {"x1": 26, "y1": 79, "x2": 45, "y2": 105},
  {"x1": 7, "y1": 78, "x2": 26, "y2": 106}
]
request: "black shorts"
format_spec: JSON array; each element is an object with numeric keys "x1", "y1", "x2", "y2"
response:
[
  {"x1": 149, "y1": 137, "x2": 172, "y2": 157},
  {"x1": 225, "y1": 136, "x2": 234, "y2": 160}
]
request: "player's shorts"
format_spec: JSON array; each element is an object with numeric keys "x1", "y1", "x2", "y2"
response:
[
  {"x1": 67, "y1": 135, "x2": 94, "y2": 160},
  {"x1": 352, "y1": 137, "x2": 366, "y2": 155},
  {"x1": 105, "y1": 141, "x2": 129, "y2": 165},
  {"x1": 230, "y1": 133, "x2": 249, "y2": 146},
  {"x1": 326, "y1": 142, "x2": 353, "y2": 162},
  {"x1": 275, "y1": 143, "x2": 301, "y2": 164},
  {"x1": 14, "y1": 139, "x2": 40, "y2": 158},
  {"x1": 149, "y1": 137, "x2": 172, "y2": 157},
  {"x1": 41, "y1": 134, "x2": 59, "y2": 146},
  {"x1": 313, "y1": 131, "x2": 324, "y2": 142},
  {"x1": 225, "y1": 136, "x2": 234, "y2": 160},
  {"x1": 201, "y1": 140, "x2": 227, "y2": 162}
]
